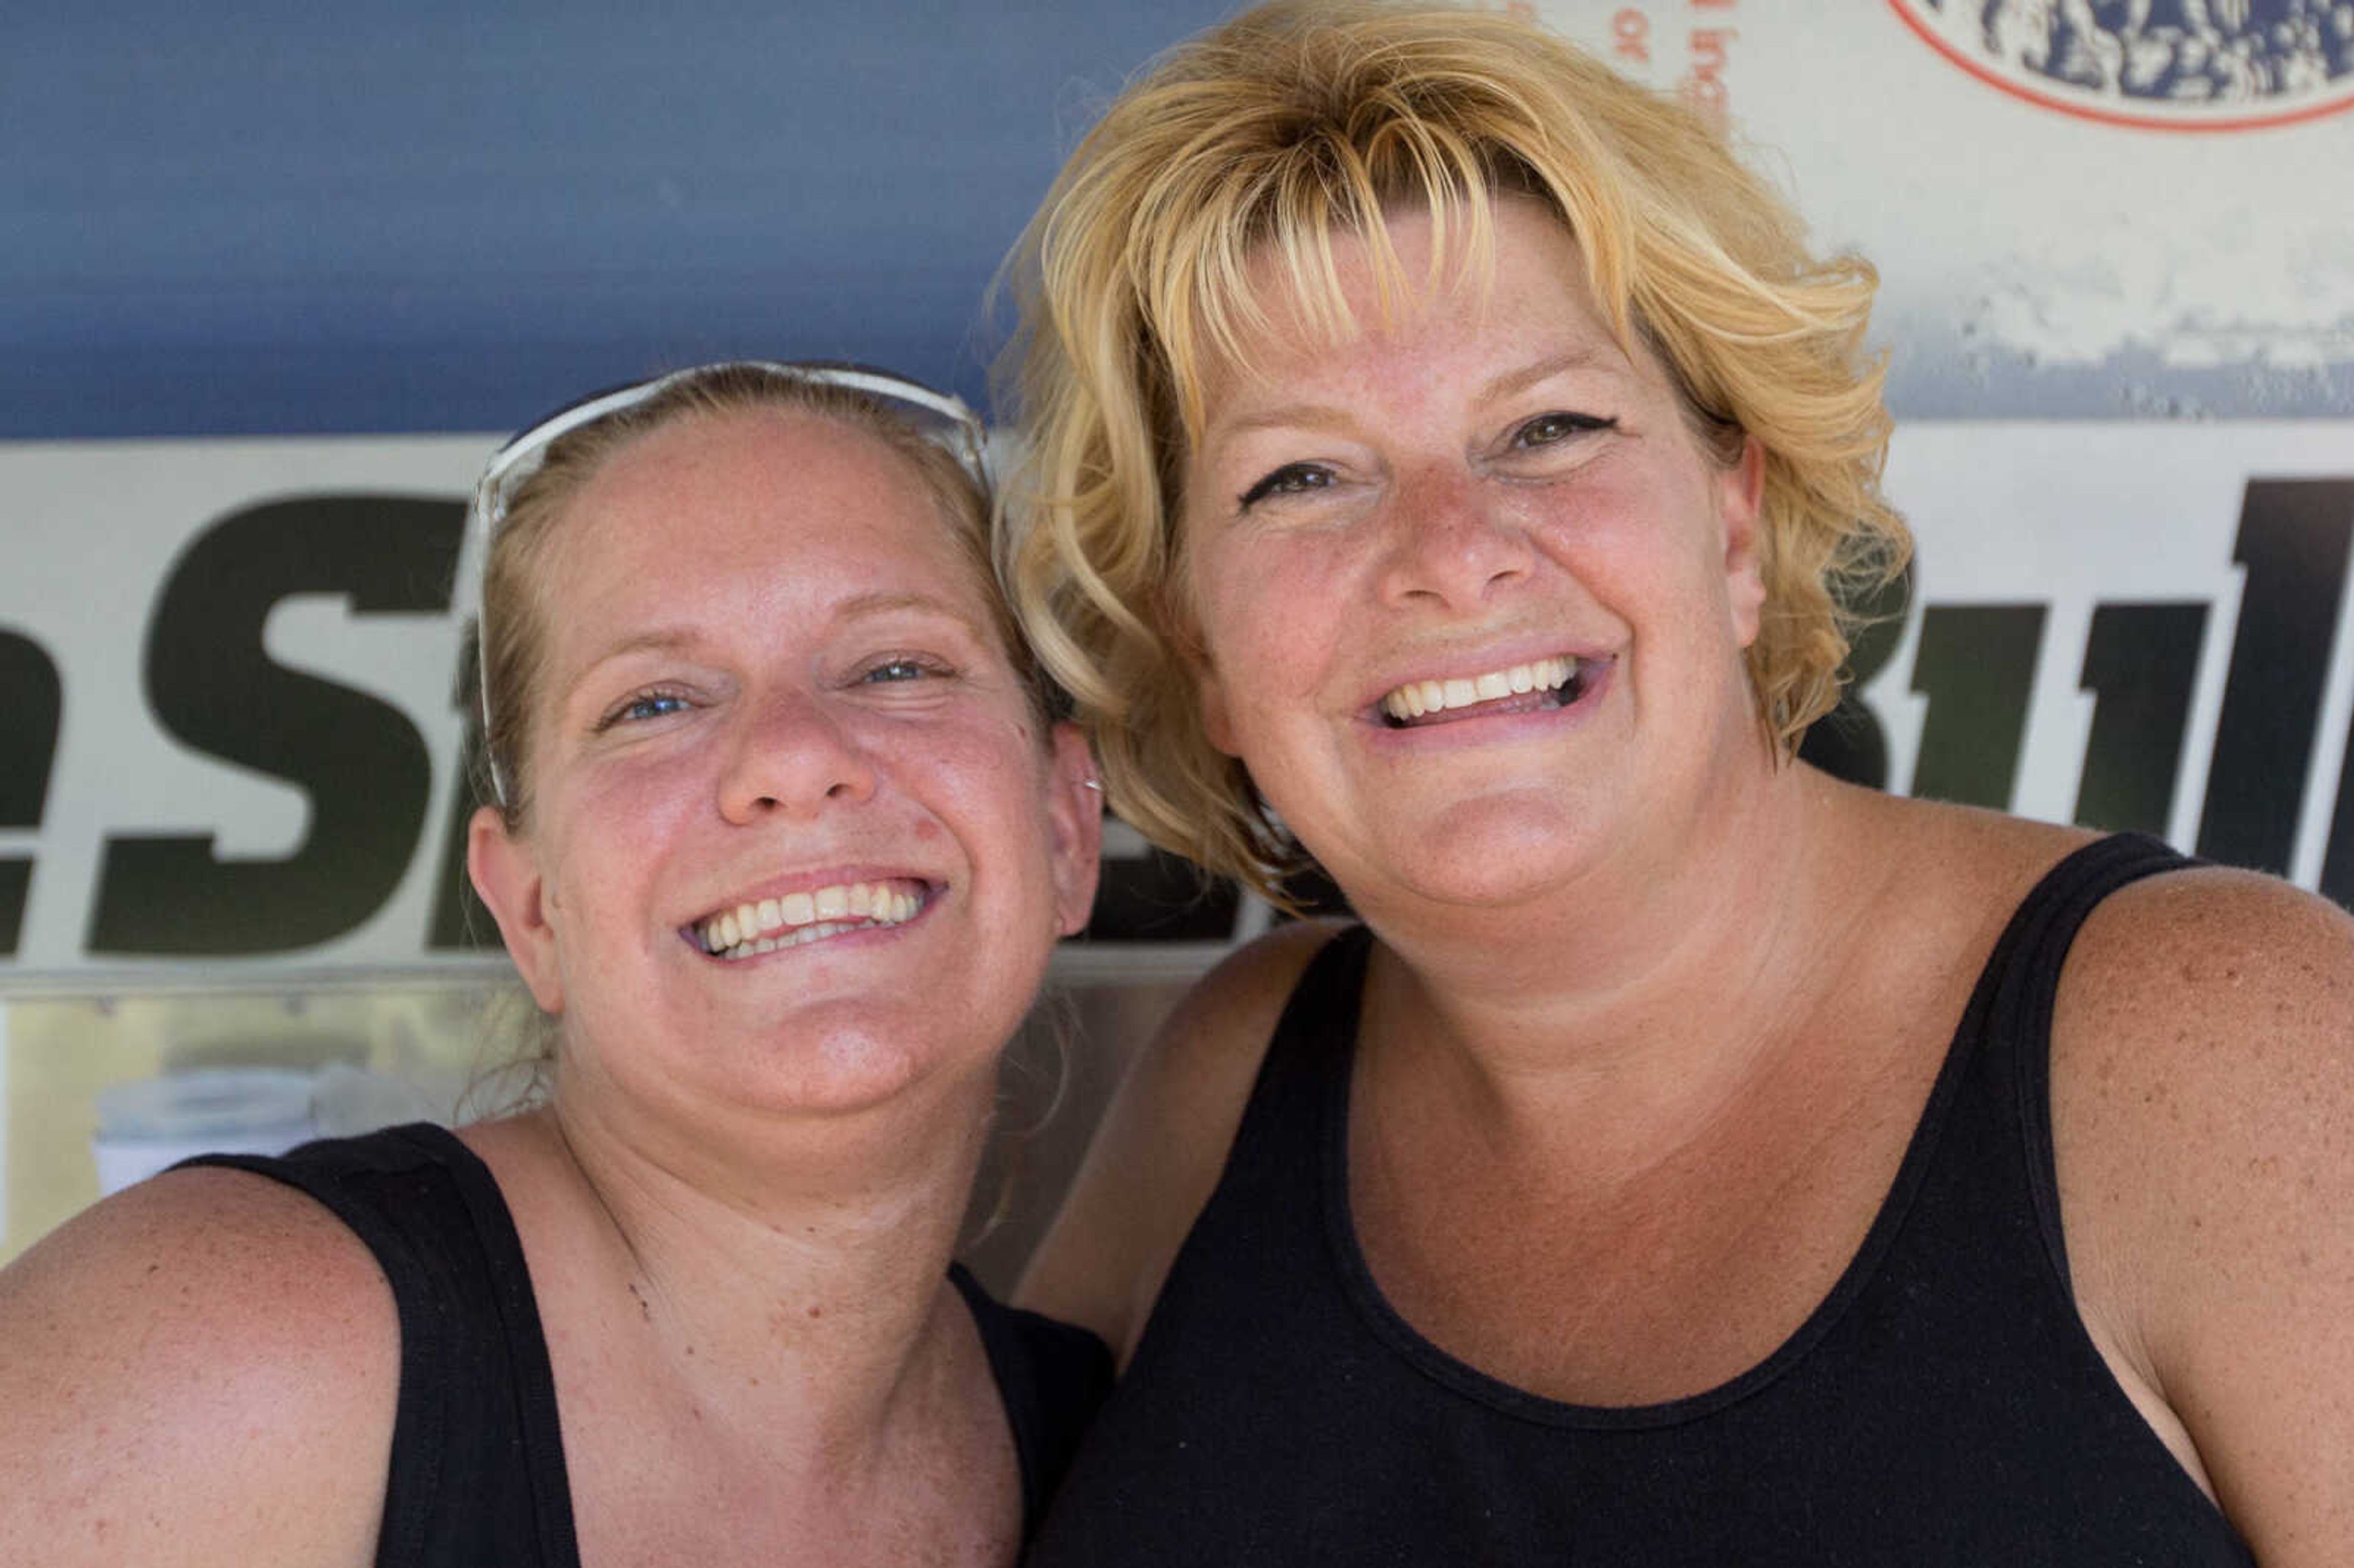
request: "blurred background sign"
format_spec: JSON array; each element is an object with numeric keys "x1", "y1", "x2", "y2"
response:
[{"x1": 2, "y1": 1, "x2": 2350, "y2": 991}]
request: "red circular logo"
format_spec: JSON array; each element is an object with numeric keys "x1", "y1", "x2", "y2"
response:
[{"x1": 1887, "y1": 0, "x2": 2354, "y2": 131}]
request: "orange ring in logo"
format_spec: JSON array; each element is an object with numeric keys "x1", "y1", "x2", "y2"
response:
[{"x1": 1884, "y1": 0, "x2": 2354, "y2": 133}]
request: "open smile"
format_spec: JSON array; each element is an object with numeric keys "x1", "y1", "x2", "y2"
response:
[
  {"x1": 1377, "y1": 655, "x2": 1607, "y2": 728},
  {"x1": 686, "y1": 878, "x2": 934, "y2": 961}
]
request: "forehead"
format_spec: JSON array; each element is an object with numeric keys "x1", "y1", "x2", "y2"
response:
[{"x1": 541, "y1": 408, "x2": 991, "y2": 629}]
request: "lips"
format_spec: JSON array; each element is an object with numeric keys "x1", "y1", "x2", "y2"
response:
[
  {"x1": 1378, "y1": 655, "x2": 1601, "y2": 728},
  {"x1": 687, "y1": 878, "x2": 931, "y2": 961}
]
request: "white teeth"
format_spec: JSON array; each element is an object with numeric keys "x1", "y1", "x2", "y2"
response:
[
  {"x1": 1381, "y1": 657, "x2": 1579, "y2": 723},
  {"x1": 697, "y1": 880, "x2": 924, "y2": 959}
]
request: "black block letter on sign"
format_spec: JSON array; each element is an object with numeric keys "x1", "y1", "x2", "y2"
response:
[
  {"x1": 2200, "y1": 479, "x2": 2354, "y2": 878},
  {"x1": 90, "y1": 496, "x2": 467, "y2": 955},
  {"x1": 1910, "y1": 604, "x2": 2046, "y2": 810},
  {"x1": 0, "y1": 631, "x2": 63, "y2": 955}
]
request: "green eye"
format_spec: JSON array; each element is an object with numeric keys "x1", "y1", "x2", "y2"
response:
[
  {"x1": 1515, "y1": 412, "x2": 1615, "y2": 447},
  {"x1": 1239, "y1": 463, "x2": 1335, "y2": 509}
]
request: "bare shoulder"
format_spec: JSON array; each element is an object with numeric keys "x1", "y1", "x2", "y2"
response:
[
  {"x1": 2059, "y1": 856, "x2": 2354, "y2": 1054},
  {"x1": 2052, "y1": 860, "x2": 2354, "y2": 1562},
  {"x1": 1017, "y1": 918, "x2": 1347, "y2": 1355},
  {"x1": 0, "y1": 1165, "x2": 398, "y2": 1567},
  {"x1": 2055, "y1": 860, "x2": 2354, "y2": 1155}
]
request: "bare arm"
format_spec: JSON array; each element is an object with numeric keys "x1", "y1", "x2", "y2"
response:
[
  {"x1": 0, "y1": 1166, "x2": 400, "y2": 1568},
  {"x1": 1018, "y1": 920, "x2": 1341, "y2": 1358},
  {"x1": 2054, "y1": 866, "x2": 2354, "y2": 1566}
]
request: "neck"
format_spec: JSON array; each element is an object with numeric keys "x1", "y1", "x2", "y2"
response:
[
  {"x1": 1355, "y1": 760, "x2": 1879, "y2": 1162},
  {"x1": 522, "y1": 1059, "x2": 999, "y2": 1461}
]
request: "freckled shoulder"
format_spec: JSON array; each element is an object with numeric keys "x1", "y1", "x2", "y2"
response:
[
  {"x1": 0, "y1": 1165, "x2": 400, "y2": 1568},
  {"x1": 1017, "y1": 918, "x2": 1349, "y2": 1358},
  {"x1": 2051, "y1": 865, "x2": 2354, "y2": 1564}
]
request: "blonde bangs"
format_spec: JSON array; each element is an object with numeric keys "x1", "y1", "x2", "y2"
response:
[{"x1": 1140, "y1": 123, "x2": 1506, "y2": 454}]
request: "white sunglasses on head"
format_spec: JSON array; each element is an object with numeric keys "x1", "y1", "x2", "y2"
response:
[{"x1": 466, "y1": 360, "x2": 990, "y2": 810}]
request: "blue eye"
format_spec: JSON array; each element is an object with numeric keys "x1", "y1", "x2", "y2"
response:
[
  {"x1": 1238, "y1": 463, "x2": 1336, "y2": 509},
  {"x1": 600, "y1": 690, "x2": 690, "y2": 729}
]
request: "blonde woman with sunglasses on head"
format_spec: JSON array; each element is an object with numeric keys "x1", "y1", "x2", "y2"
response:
[
  {"x1": 0, "y1": 363, "x2": 1109, "y2": 1568},
  {"x1": 1000, "y1": 4, "x2": 2354, "y2": 1563}
]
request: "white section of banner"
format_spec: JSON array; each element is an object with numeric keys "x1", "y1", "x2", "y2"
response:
[
  {"x1": 2, "y1": 421, "x2": 2351, "y2": 984},
  {"x1": 1, "y1": 436, "x2": 495, "y2": 984},
  {"x1": 1532, "y1": 1, "x2": 2354, "y2": 414},
  {"x1": 1866, "y1": 422, "x2": 2354, "y2": 881}
]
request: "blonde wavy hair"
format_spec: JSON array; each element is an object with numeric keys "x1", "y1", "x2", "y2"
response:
[{"x1": 997, "y1": 0, "x2": 1908, "y2": 899}]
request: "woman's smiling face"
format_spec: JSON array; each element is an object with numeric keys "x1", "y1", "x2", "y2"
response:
[
  {"x1": 470, "y1": 406, "x2": 1099, "y2": 1124},
  {"x1": 1178, "y1": 197, "x2": 1767, "y2": 916}
]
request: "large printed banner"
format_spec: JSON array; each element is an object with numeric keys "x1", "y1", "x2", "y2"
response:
[
  {"x1": 1, "y1": 422, "x2": 2350, "y2": 983},
  {"x1": 2, "y1": 2, "x2": 2348, "y2": 982}
]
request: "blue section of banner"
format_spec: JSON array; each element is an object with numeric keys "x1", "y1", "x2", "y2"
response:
[{"x1": 1, "y1": 2, "x2": 1230, "y2": 438}]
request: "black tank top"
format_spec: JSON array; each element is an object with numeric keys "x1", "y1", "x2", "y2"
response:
[
  {"x1": 1030, "y1": 834, "x2": 2254, "y2": 1566},
  {"x1": 188, "y1": 1121, "x2": 1109, "y2": 1568}
]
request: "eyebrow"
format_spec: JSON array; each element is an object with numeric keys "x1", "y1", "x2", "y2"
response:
[
  {"x1": 1476, "y1": 345, "x2": 1614, "y2": 405},
  {"x1": 1203, "y1": 401, "x2": 1360, "y2": 444},
  {"x1": 553, "y1": 629, "x2": 698, "y2": 709},
  {"x1": 1205, "y1": 345, "x2": 1623, "y2": 446},
  {"x1": 560, "y1": 594, "x2": 996, "y2": 697},
  {"x1": 828, "y1": 590, "x2": 991, "y2": 635}
]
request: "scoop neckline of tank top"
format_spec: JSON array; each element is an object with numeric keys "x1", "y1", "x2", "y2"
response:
[{"x1": 1312, "y1": 920, "x2": 1986, "y2": 1433}]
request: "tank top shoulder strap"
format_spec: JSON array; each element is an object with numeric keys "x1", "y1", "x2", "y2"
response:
[
  {"x1": 1214, "y1": 924, "x2": 1376, "y2": 1190},
  {"x1": 1960, "y1": 832, "x2": 2200, "y2": 1295},
  {"x1": 183, "y1": 1122, "x2": 581, "y2": 1568},
  {"x1": 950, "y1": 1263, "x2": 1114, "y2": 1541}
]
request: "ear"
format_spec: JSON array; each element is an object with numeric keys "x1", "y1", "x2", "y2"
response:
[
  {"x1": 468, "y1": 805, "x2": 566, "y2": 1014},
  {"x1": 1718, "y1": 435, "x2": 1767, "y2": 649},
  {"x1": 1044, "y1": 723, "x2": 1105, "y2": 937}
]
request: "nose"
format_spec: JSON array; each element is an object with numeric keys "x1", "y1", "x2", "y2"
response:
[
  {"x1": 1376, "y1": 466, "x2": 1535, "y2": 610},
  {"x1": 715, "y1": 687, "x2": 878, "y2": 824}
]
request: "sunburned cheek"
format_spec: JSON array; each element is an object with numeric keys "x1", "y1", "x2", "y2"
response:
[
  {"x1": 570, "y1": 765, "x2": 701, "y2": 834},
  {"x1": 1196, "y1": 571, "x2": 1331, "y2": 691}
]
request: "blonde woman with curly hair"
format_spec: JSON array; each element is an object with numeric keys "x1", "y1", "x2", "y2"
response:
[{"x1": 999, "y1": 4, "x2": 2353, "y2": 1562}]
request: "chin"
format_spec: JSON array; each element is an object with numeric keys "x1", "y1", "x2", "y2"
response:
[
  {"x1": 1351, "y1": 802, "x2": 1610, "y2": 912},
  {"x1": 734, "y1": 1029, "x2": 985, "y2": 1119},
  {"x1": 1337, "y1": 810, "x2": 1591, "y2": 908}
]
